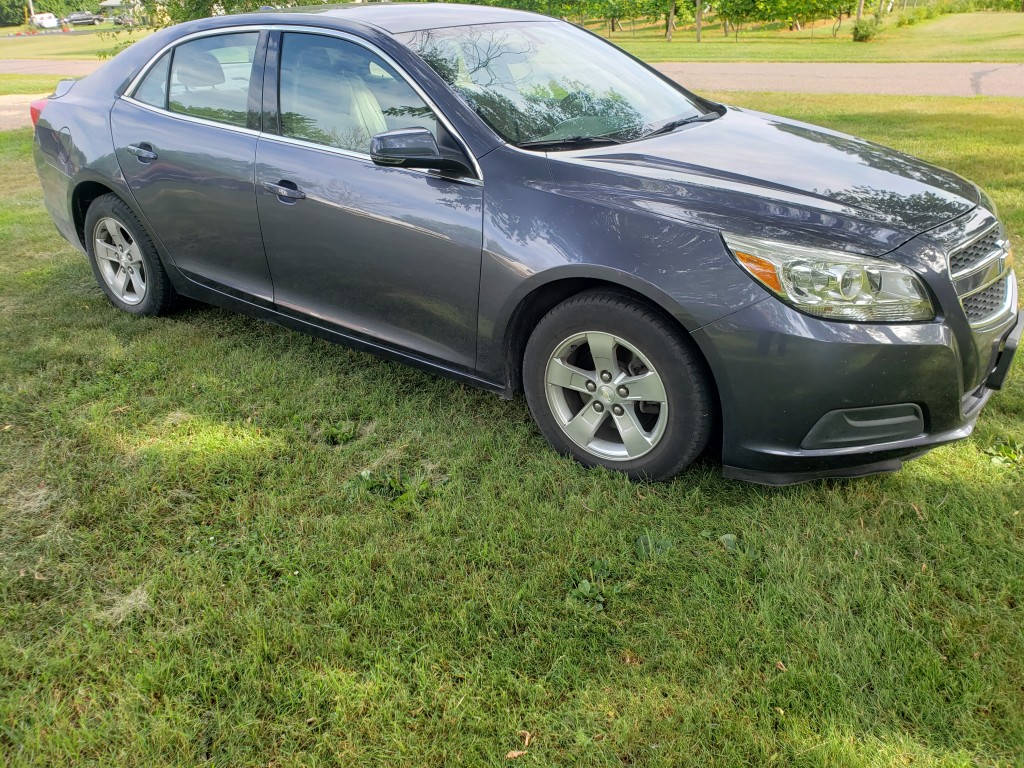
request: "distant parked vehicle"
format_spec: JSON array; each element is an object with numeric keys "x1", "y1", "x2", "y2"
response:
[
  {"x1": 29, "y1": 12, "x2": 60, "y2": 29},
  {"x1": 113, "y1": 14, "x2": 137, "y2": 26},
  {"x1": 66, "y1": 10, "x2": 105, "y2": 25}
]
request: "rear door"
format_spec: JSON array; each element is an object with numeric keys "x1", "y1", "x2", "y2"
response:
[{"x1": 113, "y1": 30, "x2": 274, "y2": 303}]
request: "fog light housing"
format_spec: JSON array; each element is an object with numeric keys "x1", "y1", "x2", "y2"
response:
[{"x1": 801, "y1": 403, "x2": 925, "y2": 450}]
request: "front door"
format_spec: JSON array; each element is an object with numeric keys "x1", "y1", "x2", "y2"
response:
[{"x1": 255, "y1": 31, "x2": 483, "y2": 369}]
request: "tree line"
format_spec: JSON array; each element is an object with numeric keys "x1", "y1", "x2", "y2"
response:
[
  {"x1": 462, "y1": 0, "x2": 1022, "y2": 38},
  {"x1": 3, "y1": 0, "x2": 1021, "y2": 35}
]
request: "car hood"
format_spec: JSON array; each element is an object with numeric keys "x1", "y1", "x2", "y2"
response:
[{"x1": 549, "y1": 106, "x2": 979, "y2": 256}]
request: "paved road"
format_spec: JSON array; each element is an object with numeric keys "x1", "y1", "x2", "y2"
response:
[
  {"x1": 2, "y1": 59, "x2": 1022, "y2": 130},
  {"x1": 0, "y1": 59, "x2": 101, "y2": 129},
  {"x1": 654, "y1": 61, "x2": 1024, "y2": 97}
]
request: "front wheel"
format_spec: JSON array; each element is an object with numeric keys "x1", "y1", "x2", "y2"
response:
[{"x1": 523, "y1": 290, "x2": 714, "y2": 480}]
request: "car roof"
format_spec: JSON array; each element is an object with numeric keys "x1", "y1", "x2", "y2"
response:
[{"x1": 258, "y1": 2, "x2": 550, "y2": 34}]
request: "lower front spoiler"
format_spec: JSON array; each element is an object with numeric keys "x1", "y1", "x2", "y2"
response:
[
  {"x1": 721, "y1": 408, "x2": 983, "y2": 486},
  {"x1": 723, "y1": 456, "x2": 918, "y2": 486}
]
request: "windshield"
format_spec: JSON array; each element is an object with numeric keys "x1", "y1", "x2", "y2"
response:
[{"x1": 397, "y1": 21, "x2": 707, "y2": 149}]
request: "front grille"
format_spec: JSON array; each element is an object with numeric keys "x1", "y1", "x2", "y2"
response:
[
  {"x1": 927, "y1": 208, "x2": 1017, "y2": 399},
  {"x1": 947, "y1": 221, "x2": 1013, "y2": 327},
  {"x1": 949, "y1": 227, "x2": 1001, "y2": 275},
  {"x1": 961, "y1": 278, "x2": 1008, "y2": 323}
]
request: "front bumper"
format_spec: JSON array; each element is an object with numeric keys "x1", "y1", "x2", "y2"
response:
[{"x1": 693, "y1": 297, "x2": 1021, "y2": 486}]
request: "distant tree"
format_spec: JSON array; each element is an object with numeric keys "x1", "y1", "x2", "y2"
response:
[
  {"x1": 139, "y1": 0, "x2": 329, "y2": 26},
  {"x1": 587, "y1": 0, "x2": 660, "y2": 33},
  {"x1": 716, "y1": 0, "x2": 767, "y2": 38},
  {"x1": 30, "y1": 0, "x2": 76, "y2": 20},
  {"x1": 777, "y1": 0, "x2": 813, "y2": 30},
  {"x1": 0, "y1": 0, "x2": 25, "y2": 26}
]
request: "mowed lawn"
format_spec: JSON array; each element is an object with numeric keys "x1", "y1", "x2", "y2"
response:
[
  {"x1": 1, "y1": 94, "x2": 1022, "y2": 766},
  {"x1": 607, "y1": 12, "x2": 1024, "y2": 62},
  {"x1": 0, "y1": 74, "x2": 65, "y2": 95},
  {"x1": 0, "y1": 26, "x2": 149, "y2": 60}
]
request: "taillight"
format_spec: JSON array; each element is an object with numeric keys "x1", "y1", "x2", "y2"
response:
[{"x1": 30, "y1": 98, "x2": 49, "y2": 127}]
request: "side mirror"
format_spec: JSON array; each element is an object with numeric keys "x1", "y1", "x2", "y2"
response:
[{"x1": 370, "y1": 127, "x2": 472, "y2": 177}]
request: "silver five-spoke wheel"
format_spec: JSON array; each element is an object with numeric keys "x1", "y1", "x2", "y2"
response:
[
  {"x1": 524, "y1": 290, "x2": 712, "y2": 480},
  {"x1": 544, "y1": 330, "x2": 669, "y2": 461},
  {"x1": 93, "y1": 216, "x2": 147, "y2": 306},
  {"x1": 84, "y1": 193, "x2": 174, "y2": 316}
]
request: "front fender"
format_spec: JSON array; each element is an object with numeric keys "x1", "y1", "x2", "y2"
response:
[{"x1": 475, "y1": 146, "x2": 763, "y2": 380}]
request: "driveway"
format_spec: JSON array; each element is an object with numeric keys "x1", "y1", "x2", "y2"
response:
[
  {"x1": 0, "y1": 59, "x2": 99, "y2": 129},
  {"x1": 0, "y1": 93, "x2": 50, "y2": 130},
  {"x1": 2, "y1": 59, "x2": 1022, "y2": 130}
]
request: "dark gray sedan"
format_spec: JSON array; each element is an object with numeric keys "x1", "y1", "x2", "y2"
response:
[{"x1": 32, "y1": 3, "x2": 1020, "y2": 484}]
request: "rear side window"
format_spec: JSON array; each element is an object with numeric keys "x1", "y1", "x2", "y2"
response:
[
  {"x1": 161, "y1": 32, "x2": 259, "y2": 128},
  {"x1": 134, "y1": 52, "x2": 169, "y2": 109}
]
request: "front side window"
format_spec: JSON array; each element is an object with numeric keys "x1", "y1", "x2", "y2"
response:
[
  {"x1": 162, "y1": 32, "x2": 259, "y2": 128},
  {"x1": 278, "y1": 33, "x2": 438, "y2": 154},
  {"x1": 398, "y1": 22, "x2": 707, "y2": 148}
]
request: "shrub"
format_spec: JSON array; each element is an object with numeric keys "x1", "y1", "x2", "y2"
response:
[{"x1": 852, "y1": 18, "x2": 880, "y2": 41}]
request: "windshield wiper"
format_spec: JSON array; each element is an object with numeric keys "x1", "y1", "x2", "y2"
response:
[
  {"x1": 643, "y1": 111, "x2": 721, "y2": 139},
  {"x1": 516, "y1": 135, "x2": 624, "y2": 151}
]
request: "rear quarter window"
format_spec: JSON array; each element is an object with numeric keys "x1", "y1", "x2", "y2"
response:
[{"x1": 133, "y1": 52, "x2": 170, "y2": 109}]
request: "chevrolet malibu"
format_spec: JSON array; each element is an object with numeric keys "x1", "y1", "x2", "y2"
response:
[{"x1": 32, "y1": 3, "x2": 1021, "y2": 484}]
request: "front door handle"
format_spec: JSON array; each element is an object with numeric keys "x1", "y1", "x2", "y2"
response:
[
  {"x1": 127, "y1": 143, "x2": 158, "y2": 163},
  {"x1": 263, "y1": 180, "x2": 306, "y2": 202}
]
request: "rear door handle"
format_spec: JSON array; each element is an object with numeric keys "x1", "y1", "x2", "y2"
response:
[
  {"x1": 127, "y1": 143, "x2": 158, "y2": 162},
  {"x1": 263, "y1": 181, "x2": 306, "y2": 202}
]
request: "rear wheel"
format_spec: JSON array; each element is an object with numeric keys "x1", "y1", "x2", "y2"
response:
[
  {"x1": 523, "y1": 290, "x2": 713, "y2": 480},
  {"x1": 84, "y1": 193, "x2": 175, "y2": 316}
]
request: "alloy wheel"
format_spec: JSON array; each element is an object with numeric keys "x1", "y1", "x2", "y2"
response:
[
  {"x1": 544, "y1": 330, "x2": 669, "y2": 461},
  {"x1": 93, "y1": 216, "x2": 147, "y2": 306}
]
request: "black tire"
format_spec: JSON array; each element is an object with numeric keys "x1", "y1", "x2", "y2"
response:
[
  {"x1": 523, "y1": 289, "x2": 713, "y2": 481},
  {"x1": 84, "y1": 193, "x2": 175, "y2": 316}
]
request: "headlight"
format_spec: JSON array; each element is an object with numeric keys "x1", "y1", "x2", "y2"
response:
[{"x1": 724, "y1": 233, "x2": 935, "y2": 323}]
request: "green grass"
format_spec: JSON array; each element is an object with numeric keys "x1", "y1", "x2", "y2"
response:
[
  {"x1": 0, "y1": 74, "x2": 64, "y2": 95},
  {"x1": 606, "y1": 12, "x2": 1024, "y2": 62},
  {"x1": 1, "y1": 93, "x2": 1023, "y2": 766},
  {"x1": 0, "y1": 26, "x2": 148, "y2": 59}
]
